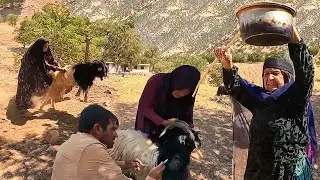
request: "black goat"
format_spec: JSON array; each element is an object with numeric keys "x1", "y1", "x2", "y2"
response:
[
  {"x1": 108, "y1": 120, "x2": 201, "y2": 180},
  {"x1": 71, "y1": 60, "x2": 107, "y2": 102},
  {"x1": 157, "y1": 125, "x2": 201, "y2": 180}
]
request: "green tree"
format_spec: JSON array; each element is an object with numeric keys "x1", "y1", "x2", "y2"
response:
[
  {"x1": 16, "y1": 4, "x2": 116, "y2": 65},
  {"x1": 101, "y1": 20, "x2": 145, "y2": 67}
]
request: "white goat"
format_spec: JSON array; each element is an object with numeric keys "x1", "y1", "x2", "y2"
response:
[
  {"x1": 108, "y1": 121, "x2": 202, "y2": 180},
  {"x1": 108, "y1": 129, "x2": 159, "y2": 179}
]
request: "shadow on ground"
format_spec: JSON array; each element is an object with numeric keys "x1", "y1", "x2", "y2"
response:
[{"x1": 5, "y1": 96, "x2": 76, "y2": 127}]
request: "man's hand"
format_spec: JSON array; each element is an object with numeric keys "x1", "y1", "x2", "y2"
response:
[
  {"x1": 124, "y1": 158, "x2": 143, "y2": 171},
  {"x1": 147, "y1": 161, "x2": 166, "y2": 180},
  {"x1": 214, "y1": 46, "x2": 233, "y2": 70}
]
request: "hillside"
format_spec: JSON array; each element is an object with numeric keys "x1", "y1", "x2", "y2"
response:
[{"x1": 64, "y1": 0, "x2": 320, "y2": 56}]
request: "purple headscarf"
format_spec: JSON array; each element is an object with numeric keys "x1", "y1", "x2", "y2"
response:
[{"x1": 154, "y1": 65, "x2": 200, "y2": 121}]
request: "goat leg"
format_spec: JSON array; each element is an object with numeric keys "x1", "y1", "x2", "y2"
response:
[
  {"x1": 84, "y1": 87, "x2": 90, "y2": 103},
  {"x1": 40, "y1": 96, "x2": 49, "y2": 110},
  {"x1": 51, "y1": 98, "x2": 56, "y2": 110}
]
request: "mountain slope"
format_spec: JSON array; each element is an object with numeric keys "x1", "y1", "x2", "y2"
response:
[{"x1": 65, "y1": 0, "x2": 320, "y2": 56}]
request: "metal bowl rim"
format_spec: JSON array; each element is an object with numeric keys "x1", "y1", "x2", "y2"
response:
[{"x1": 235, "y1": 1, "x2": 297, "y2": 18}]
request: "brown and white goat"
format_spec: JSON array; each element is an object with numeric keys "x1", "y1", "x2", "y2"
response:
[{"x1": 39, "y1": 66, "x2": 74, "y2": 110}]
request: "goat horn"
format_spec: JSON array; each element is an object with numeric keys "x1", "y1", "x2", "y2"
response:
[{"x1": 159, "y1": 120, "x2": 195, "y2": 141}]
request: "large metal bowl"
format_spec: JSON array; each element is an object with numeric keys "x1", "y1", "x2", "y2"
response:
[{"x1": 235, "y1": 1, "x2": 296, "y2": 46}]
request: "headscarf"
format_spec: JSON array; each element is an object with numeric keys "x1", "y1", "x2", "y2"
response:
[
  {"x1": 27, "y1": 38, "x2": 49, "y2": 64},
  {"x1": 154, "y1": 65, "x2": 200, "y2": 120},
  {"x1": 262, "y1": 57, "x2": 317, "y2": 167}
]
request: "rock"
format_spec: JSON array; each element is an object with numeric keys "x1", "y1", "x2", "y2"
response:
[
  {"x1": 45, "y1": 130, "x2": 60, "y2": 145},
  {"x1": 105, "y1": 90, "x2": 112, "y2": 94}
]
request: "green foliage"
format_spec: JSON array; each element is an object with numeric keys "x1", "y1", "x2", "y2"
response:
[
  {"x1": 265, "y1": 50, "x2": 288, "y2": 59},
  {"x1": 232, "y1": 51, "x2": 248, "y2": 63},
  {"x1": 309, "y1": 45, "x2": 319, "y2": 56},
  {"x1": 202, "y1": 54, "x2": 215, "y2": 63},
  {"x1": 208, "y1": 63, "x2": 223, "y2": 87},
  {"x1": 152, "y1": 54, "x2": 208, "y2": 73},
  {"x1": 16, "y1": 4, "x2": 85, "y2": 64},
  {"x1": 247, "y1": 51, "x2": 264, "y2": 63},
  {"x1": 16, "y1": 4, "x2": 145, "y2": 66},
  {"x1": 101, "y1": 19, "x2": 145, "y2": 66},
  {"x1": 140, "y1": 45, "x2": 160, "y2": 70},
  {"x1": 6, "y1": 14, "x2": 18, "y2": 26}
]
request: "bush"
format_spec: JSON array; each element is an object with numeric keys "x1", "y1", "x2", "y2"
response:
[
  {"x1": 6, "y1": 14, "x2": 18, "y2": 26},
  {"x1": 265, "y1": 50, "x2": 288, "y2": 59},
  {"x1": 309, "y1": 45, "x2": 319, "y2": 56},
  {"x1": 233, "y1": 52, "x2": 248, "y2": 63},
  {"x1": 208, "y1": 63, "x2": 223, "y2": 87},
  {"x1": 152, "y1": 60, "x2": 176, "y2": 73},
  {"x1": 247, "y1": 51, "x2": 264, "y2": 63},
  {"x1": 152, "y1": 54, "x2": 208, "y2": 73}
]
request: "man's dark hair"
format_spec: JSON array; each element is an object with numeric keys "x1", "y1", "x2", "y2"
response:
[{"x1": 78, "y1": 104, "x2": 119, "y2": 133}]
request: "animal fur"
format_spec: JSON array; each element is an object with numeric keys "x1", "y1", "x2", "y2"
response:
[
  {"x1": 72, "y1": 60, "x2": 107, "y2": 102},
  {"x1": 39, "y1": 60, "x2": 107, "y2": 109},
  {"x1": 108, "y1": 126, "x2": 201, "y2": 180},
  {"x1": 39, "y1": 67, "x2": 74, "y2": 110}
]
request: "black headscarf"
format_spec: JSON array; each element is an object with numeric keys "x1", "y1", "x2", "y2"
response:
[
  {"x1": 28, "y1": 38, "x2": 49, "y2": 64},
  {"x1": 262, "y1": 56, "x2": 295, "y2": 84},
  {"x1": 154, "y1": 65, "x2": 200, "y2": 120}
]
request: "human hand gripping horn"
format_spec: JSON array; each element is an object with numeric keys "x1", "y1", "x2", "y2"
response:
[{"x1": 192, "y1": 31, "x2": 241, "y2": 97}]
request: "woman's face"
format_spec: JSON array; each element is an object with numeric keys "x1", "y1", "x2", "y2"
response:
[
  {"x1": 263, "y1": 68, "x2": 285, "y2": 92},
  {"x1": 43, "y1": 43, "x2": 49, "y2": 52},
  {"x1": 172, "y1": 89, "x2": 191, "y2": 98}
]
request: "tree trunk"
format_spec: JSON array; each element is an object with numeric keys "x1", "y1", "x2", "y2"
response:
[{"x1": 84, "y1": 35, "x2": 90, "y2": 63}]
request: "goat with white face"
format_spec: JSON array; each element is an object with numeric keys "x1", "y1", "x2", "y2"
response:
[{"x1": 108, "y1": 120, "x2": 201, "y2": 180}]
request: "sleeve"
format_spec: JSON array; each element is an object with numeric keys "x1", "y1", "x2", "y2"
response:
[
  {"x1": 44, "y1": 59, "x2": 60, "y2": 71},
  {"x1": 271, "y1": 40, "x2": 315, "y2": 177},
  {"x1": 223, "y1": 66, "x2": 264, "y2": 112},
  {"x1": 138, "y1": 76, "x2": 166, "y2": 125},
  {"x1": 78, "y1": 144, "x2": 132, "y2": 180},
  {"x1": 287, "y1": 39, "x2": 314, "y2": 104}
]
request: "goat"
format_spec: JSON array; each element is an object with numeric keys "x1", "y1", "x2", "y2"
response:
[
  {"x1": 75, "y1": 60, "x2": 108, "y2": 97},
  {"x1": 108, "y1": 120, "x2": 202, "y2": 180},
  {"x1": 39, "y1": 67, "x2": 74, "y2": 110},
  {"x1": 39, "y1": 60, "x2": 107, "y2": 110}
]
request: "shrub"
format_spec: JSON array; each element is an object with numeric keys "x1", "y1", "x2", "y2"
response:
[
  {"x1": 208, "y1": 63, "x2": 223, "y2": 87},
  {"x1": 247, "y1": 51, "x2": 264, "y2": 63},
  {"x1": 265, "y1": 50, "x2": 288, "y2": 59},
  {"x1": 233, "y1": 52, "x2": 248, "y2": 63},
  {"x1": 6, "y1": 14, "x2": 18, "y2": 27},
  {"x1": 309, "y1": 45, "x2": 319, "y2": 56}
]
